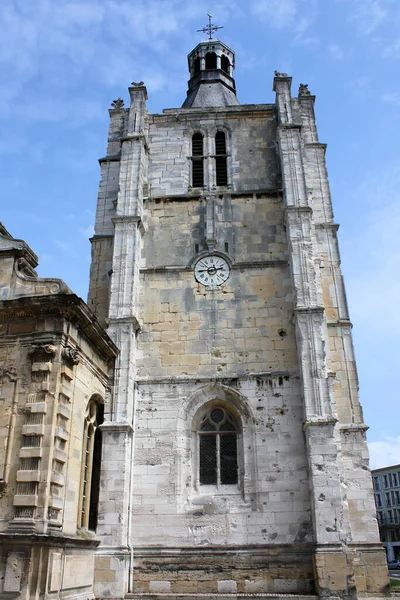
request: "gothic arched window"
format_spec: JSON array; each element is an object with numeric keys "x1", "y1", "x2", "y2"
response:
[
  {"x1": 199, "y1": 406, "x2": 238, "y2": 486},
  {"x1": 221, "y1": 55, "x2": 230, "y2": 74},
  {"x1": 215, "y1": 131, "x2": 228, "y2": 186},
  {"x1": 205, "y1": 52, "x2": 217, "y2": 70},
  {"x1": 192, "y1": 133, "x2": 204, "y2": 188},
  {"x1": 78, "y1": 398, "x2": 103, "y2": 530}
]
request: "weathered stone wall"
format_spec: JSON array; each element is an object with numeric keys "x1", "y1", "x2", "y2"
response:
[
  {"x1": 89, "y1": 74, "x2": 390, "y2": 598},
  {"x1": 125, "y1": 128, "x2": 314, "y2": 591},
  {"x1": 147, "y1": 106, "x2": 278, "y2": 197}
]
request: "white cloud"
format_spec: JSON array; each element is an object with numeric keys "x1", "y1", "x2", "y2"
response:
[
  {"x1": 329, "y1": 43, "x2": 344, "y2": 59},
  {"x1": 381, "y1": 92, "x2": 400, "y2": 106},
  {"x1": 382, "y1": 37, "x2": 400, "y2": 58},
  {"x1": 80, "y1": 224, "x2": 95, "y2": 238},
  {"x1": 342, "y1": 164, "x2": 400, "y2": 335},
  {"x1": 251, "y1": 0, "x2": 297, "y2": 28},
  {"x1": 293, "y1": 15, "x2": 319, "y2": 45},
  {"x1": 368, "y1": 436, "x2": 400, "y2": 470},
  {"x1": 348, "y1": 0, "x2": 392, "y2": 35},
  {"x1": 0, "y1": 0, "x2": 237, "y2": 118}
]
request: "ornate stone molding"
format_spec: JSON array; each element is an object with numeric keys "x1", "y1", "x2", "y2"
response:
[
  {"x1": 28, "y1": 344, "x2": 56, "y2": 361},
  {"x1": 110, "y1": 98, "x2": 124, "y2": 109},
  {"x1": 0, "y1": 366, "x2": 17, "y2": 382},
  {"x1": 299, "y1": 83, "x2": 311, "y2": 96},
  {"x1": 62, "y1": 346, "x2": 80, "y2": 365}
]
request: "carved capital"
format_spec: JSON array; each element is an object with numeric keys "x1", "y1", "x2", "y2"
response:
[
  {"x1": 28, "y1": 344, "x2": 56, "y2": 361},
  {"x1": 0, "y1": 366, "x2": 17, "y2": 382}
]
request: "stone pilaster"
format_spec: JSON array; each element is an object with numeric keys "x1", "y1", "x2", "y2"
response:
[
  {"x1": 275, "y1": 73, "x2": 389, "y2": 597},
  {"x1": 88, "y1": 103, "x2": 126, "y2": 325},
  {"x1": 95, "y1": 85, "x2": 148, "y2": 599}
]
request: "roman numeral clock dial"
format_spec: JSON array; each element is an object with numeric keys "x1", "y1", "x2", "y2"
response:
[{"x1": 194, "y1": 255, "x2": 230, "y2": 287}]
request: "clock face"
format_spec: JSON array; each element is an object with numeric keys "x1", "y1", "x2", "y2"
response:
[{"x1": 194, "y1": 255, "x2": 230, "y2": 287}]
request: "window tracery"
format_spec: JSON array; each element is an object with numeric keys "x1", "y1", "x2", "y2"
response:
[{"x1": 198, "y1": 406, "x2": 238, "y2": 486}]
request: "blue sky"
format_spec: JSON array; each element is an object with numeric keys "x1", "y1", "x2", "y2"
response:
[{"x1": 1, "y1": 0, "x2": 399, "y2": 469}]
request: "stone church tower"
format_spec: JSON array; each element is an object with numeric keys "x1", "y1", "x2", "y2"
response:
[
  {"x1": 87, "y1": 33, "x2": 389, "y2": 599},
  {"x1": 0, "y1": 30, "x2": 389, "y2": 600}
]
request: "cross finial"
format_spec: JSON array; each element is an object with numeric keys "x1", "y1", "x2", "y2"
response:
[{"x1": 197, "y1": 13, "x2": 224, "y2": 40}]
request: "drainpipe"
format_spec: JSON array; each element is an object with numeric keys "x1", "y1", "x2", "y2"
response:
[{"x1": 127, "y1": 382, "x2": 138, "y2": 593}]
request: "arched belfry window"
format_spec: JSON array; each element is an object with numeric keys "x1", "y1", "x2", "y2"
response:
[
  {"x1": 221, "y1": 55, "x2": 230, "y2": 74},
  {"x1": 205, "y1": 52, "x2": 217, "y2": 70},
  {"x1": 215, "y1": 131, "x2": 228, "y2": 187},
  {"x1": 78, "y1": 398, "x2": 104, "y2": 530},
  {"x1": 199, "y1": 406, "x2": 238, "y2": 486},
  {"x1": 192, "y1": 133, "x2": 204, "y2": 188},
  {"x1": 194, "y1": 57, "x2": 201, "y2": 74}
]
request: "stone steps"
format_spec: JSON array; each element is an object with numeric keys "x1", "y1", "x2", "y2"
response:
[{"x1": 125, "y1": 594, "x2": 318, "y2": 600}]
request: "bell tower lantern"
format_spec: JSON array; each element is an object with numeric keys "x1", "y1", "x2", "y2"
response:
[{"x1": 182, "y1": 19, "x2": 239, "y2": 108}]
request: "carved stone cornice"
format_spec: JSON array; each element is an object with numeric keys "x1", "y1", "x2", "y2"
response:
[
  {"x1": 0, "y1": 295, "x2": 118, "y2": 362},
  {"x1": 303, "y1": 417, "x2": 338, "y2": 430},
  {"x1": 0, "y1": 227, "x2": 38, "y2": 270}
]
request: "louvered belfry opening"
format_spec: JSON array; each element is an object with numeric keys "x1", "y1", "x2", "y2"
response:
[
  {"x1": 199, "y1": 407, "x2": 238, "y2": 486},
  {"x1": 192, "y1": 133, "x2": 204, "y2": 188},
  {"x1": 215, "y1": 131, "x2": 228, "y2": 186}
]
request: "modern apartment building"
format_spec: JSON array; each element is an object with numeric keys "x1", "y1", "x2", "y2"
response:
[{"x1": 372, "y1": 464, "x2": 400, "y2": 561}]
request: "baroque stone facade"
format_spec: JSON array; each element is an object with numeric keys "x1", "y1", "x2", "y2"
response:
[
  {"x1": 0, "y1": 224, "x2": 118, "y2": 597},
  {"x1": 0, "y1": 37, "x2": 390, "y2": 599}
]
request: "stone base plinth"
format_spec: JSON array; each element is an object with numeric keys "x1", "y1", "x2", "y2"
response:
[{"x1": 314, "y1": 544, "x2": 390, "y2": 598}]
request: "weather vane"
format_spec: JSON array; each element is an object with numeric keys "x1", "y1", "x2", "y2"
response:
[{"x1": 197, "y1": 13, "x2": 224, "y2": 40}]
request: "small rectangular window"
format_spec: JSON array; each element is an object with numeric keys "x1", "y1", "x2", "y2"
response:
[
  {"x1": 373, "y1": 476, "x2": 380, "y2": 491},
  {"x1": 384, "y1": 475, "x2": 389, "y2": 488}
]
